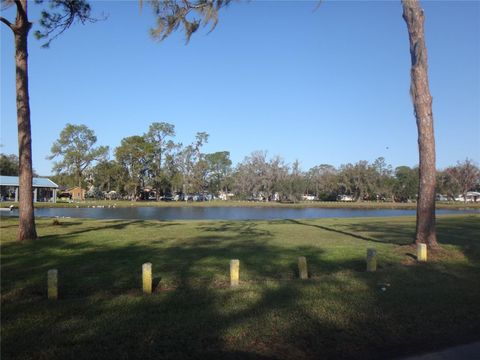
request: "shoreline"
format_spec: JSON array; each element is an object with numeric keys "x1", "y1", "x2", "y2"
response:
[{"x1": 1, "y1": 199, "x2": 479, "y2": 210}]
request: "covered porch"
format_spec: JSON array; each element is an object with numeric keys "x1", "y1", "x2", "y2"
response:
[{"x1": 0, "y1": 176, "x2": 59, "y2": 203}]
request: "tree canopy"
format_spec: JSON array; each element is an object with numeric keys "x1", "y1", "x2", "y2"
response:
[
  {"x1": 0, "y1": 153, "x2": 19, "y2": 176},
  {"x1": 48, "y1": 123, "x2": 109, "y2": 187}
]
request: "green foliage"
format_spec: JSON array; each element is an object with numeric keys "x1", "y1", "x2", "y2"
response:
[
  {"x1": 337, "y1": 160, "x2": 377, "y2": 200},
  {"x1": 0, "y1": 153, "x2": 19, "y2": 176},
  {"x1": 146, "y1": 0, "x2": 232, "y2": 43},
  {"x1": 102, "y1": 126, "x2": 216, "y2": 199},
  {"x1": 144, "y1": 122, "x2": 177, "y2": 198},
  {"x1": 0, "y1": 153, "x2": 38, "y2": 177},
  {"x1": 90, "y1": 160, "x2": 124, "y2": 194},
  {"x1": 44, "y1": 124, "x2": 474, "y2": 204},
  {"x1": 177, "y1": 132, "x2": 210, "y2": 195},
  {"x1": 29, "y1": 0, "x2": 231, "y2": 47},
  {"x1": 306, "y1": 164, "x2": 337, "y2": 199},
  {"x1": 33, "y1": 0, "x2": 98, "y2": 47},
  {"x1": 335, "y1": 158, "x2": 395, "y2": 201},
  {"x1": 85, "y1": 185, "x2": 103, "y2": 199},
  {"x1": 394, "y1": 166, "x2": 418, "y2": 202},
  {"x1": 280, "y1": 159, "x2": 305, "y2": 202},
  {"x1": 49, "y1": 172, "x2": 77, "y2": 189},
  {"x1": 48, "y1": 123, "x2": 109, "y2": 187},
  {"x1": 205, "y1": 151, "x2": 232, "y2": 194},
  {"x1": 372, "y1": 157, "x2": 394, "y2": 200},
  {"x1": 115, "y1": 135, "x2": 154, "y2": 199}
]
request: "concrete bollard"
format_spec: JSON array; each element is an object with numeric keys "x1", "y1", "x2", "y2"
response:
[
  {"x1": 366, "y1": 248, "x2": 377, "y2": 272},
  {"x1": 417, "y1": 243, "x2": 427, "y2": 262},
  {"x1": 230, "y1": 259, "x2": 240, "y2": 287},
  {"x1": 298, "y1": 256, "x2": 308, "y2": 280},
  {"x1": 47, "y1": 269, "x2": 58, "y2": 300},
  {"x1": 142, "y1": 263, "x2": 152, "y2": 294}
]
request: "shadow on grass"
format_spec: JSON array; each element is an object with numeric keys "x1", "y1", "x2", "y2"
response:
[
  {"x1": 2, "y1": 216, "x2": 480, "y2": 359},
  {"x1": 197, "y1": 221, "x2": 274, "y2": 238},
  {"x1": 285, "y1": 219, "x2": 380, "y2": 243},
  {"x1": 310, "y1": 215, "x2": 480, "y2": 263},
  {"x1": 286, "y1": 216, "x2": 480, "y2": 258},
  {"x1": 43, "y1": 219, "x2": 182, "y2": 236}
]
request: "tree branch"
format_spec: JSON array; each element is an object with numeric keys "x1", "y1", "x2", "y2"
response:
[{"x1": 0, "y1": 16, "x2": 15, "y2": 31}]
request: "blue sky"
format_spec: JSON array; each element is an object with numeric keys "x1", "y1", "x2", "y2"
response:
[{"x1": 1, "y1": 0, "x2": 479, "y2": 176}]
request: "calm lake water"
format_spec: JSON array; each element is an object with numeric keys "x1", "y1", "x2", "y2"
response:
[{"x1": 3, "y1": 207, "x2": 479, "y2": 221}]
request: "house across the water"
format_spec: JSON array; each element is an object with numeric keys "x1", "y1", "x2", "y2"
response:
[
  {"x1": 66, "y1": 187, "x2": 86, "y2": 201},
  {"x1": 0, "y1": 175, "x2": 59, "y2": 203}
]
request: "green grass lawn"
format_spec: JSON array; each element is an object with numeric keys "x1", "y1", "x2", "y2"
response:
[{"x1": 1, "y1": 215, "x2": 479, "y2": 359}]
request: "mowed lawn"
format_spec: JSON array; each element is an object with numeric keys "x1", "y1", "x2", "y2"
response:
[{"x1": 1, "y1": 215, "x2": 479, "y2": 359}]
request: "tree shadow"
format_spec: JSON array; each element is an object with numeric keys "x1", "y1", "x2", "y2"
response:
[
  {"x1": 2, "y1": 216, "x2": 480, "y2": 359},
  {"x1": 310, "y1": 215, "x2": 480, "y2": 263},
  {"x1": 285, "y1": 219, "x2": 380, "y2": 243},
  {"x1": 197, "y1": 220, "x2": 274, "y2": 238}
]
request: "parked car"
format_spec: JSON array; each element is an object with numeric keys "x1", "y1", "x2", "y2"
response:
[
  {"x1": 161, "y1": 195, "x2": 175, "y2": 201},
  {"x1": 436, "y1": 194, "x2": 448, "y2": 201},
  {"x1": 337, "y1": 195, "x2": 354, "y2": 202}
]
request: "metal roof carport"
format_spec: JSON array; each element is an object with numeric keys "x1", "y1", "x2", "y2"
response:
[{"x1": 0, "y1": 176, "x2": 59, "y2": 203}]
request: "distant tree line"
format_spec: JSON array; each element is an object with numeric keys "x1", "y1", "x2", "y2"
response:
[
  {"x1": 4, "y1": 123, "x2": 477, "y2": 203},
  {"x1": 232, "y1": 154, "x2": 479, "y2": 203}
]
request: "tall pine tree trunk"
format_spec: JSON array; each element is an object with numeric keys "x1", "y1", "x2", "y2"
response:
[
  {"x1": 402, "y1": 0, "x2": 438, "y2": 248},
  {"x1": 13, "y1": 1, "x2": 37, "y2": 240}
]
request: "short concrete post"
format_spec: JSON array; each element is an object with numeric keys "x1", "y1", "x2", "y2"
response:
[
  {"x1": 47, "y1": 269, "x2": 58, "y2": 300},
  {"x1": 230, "y1": 259, "x2": 240, "y2": 287},
  {"x1": 142, "y1": 262, "x2": 152, "y2": 294},
  {"x1": 366, "y1": 248, "x2": 377, "y2": 272},
  {"x1": 298, "y1": 256, "x2": 308, "y2": 279},
  {"x1": 417, "y1": 243, "x2": 427, "y2": 262}
]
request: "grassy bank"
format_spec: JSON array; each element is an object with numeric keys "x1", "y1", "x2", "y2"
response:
[
  {"x1": 1, "y1": 215, "x2": 480, "y2": 359},
  {"x1": 3, "y1": 199, "x2": 480, "y2": 210}
]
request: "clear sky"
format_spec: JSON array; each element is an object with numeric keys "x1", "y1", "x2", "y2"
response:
[{"x1": 1, "y1": 0, "x2": 479, "y2": 176}]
